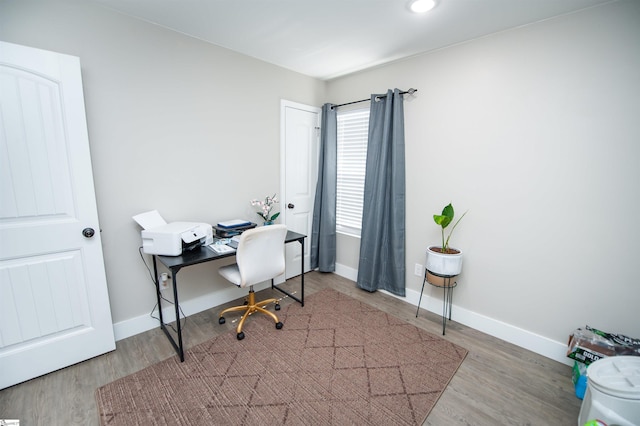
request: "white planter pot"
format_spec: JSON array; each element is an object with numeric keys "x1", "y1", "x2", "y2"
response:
[{"x1": 426, "y1": 246, "x2": 463, "y2": 277}]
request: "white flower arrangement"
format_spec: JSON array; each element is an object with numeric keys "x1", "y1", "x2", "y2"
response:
[{"x1": 250, "y1": 193, "x2": 280, "y2": 223}]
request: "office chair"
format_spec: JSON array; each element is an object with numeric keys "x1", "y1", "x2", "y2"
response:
[{"x1": 218, "y1": 224, "x2": 287, "y2": 340}]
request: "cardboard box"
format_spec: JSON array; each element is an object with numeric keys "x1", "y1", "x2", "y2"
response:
[{"x1": 567, "y1": 326, "x2": 640, "y2": 366}]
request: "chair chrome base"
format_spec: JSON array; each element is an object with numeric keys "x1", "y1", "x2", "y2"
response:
[{"x1": 218, "y1": 285, "x2": 283, "y2": 340}]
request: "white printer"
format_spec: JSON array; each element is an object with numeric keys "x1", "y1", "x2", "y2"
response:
[{"x1": 133, "y1": 210, "x2": 214, "y2": 256}]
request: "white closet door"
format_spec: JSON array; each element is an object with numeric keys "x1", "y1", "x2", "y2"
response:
[
  {"x1": 0, "y1": 41, "x2": 115, "y2": 389},
  {"x1": 280, "y1": 100, "x2": 321, "y2": 279}
]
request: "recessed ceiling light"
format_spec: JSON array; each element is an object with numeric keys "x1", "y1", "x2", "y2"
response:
[{"x1": 410, "y1": 0, "x2": 437, "y2": 13}]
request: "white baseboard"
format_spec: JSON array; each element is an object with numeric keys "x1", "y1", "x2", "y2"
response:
[
  {"x1": 334, "y1": 263, "x2": 571, "y2": 366},
  {"x1": 114, "y1": 264, "x2": 570, "y2": 366},
  {"x1": 112, "y1": 282, "x2": 271, "y2": 341}
]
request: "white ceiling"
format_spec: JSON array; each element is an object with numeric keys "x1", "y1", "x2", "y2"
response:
[{"x1": 92, "y1": 0, "x2": 612, "y2": 80}]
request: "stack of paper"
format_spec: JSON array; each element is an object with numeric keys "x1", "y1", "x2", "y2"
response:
[{"x1": 208, "y1": 244, "x2": 235, "y2": 254}]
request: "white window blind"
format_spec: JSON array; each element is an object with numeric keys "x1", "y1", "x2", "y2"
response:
[{"x1": 336, "y1": 108, "x2": 369, "y2": 236}]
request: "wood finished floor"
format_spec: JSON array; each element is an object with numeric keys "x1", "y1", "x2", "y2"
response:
[{"x1": 0, "y1": 271, "x2": 582, "y2": 425}]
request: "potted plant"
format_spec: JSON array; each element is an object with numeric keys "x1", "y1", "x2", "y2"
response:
[
  {"x1": 250, "y1": 193, "x2": 280, "y2": 225},
  {"x1": 426, "y1": 203, "x2": 467, "y2": 282}
]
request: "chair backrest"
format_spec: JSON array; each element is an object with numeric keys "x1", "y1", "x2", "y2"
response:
[{"x1": 235, "y1": 224, "x2": 287, "y2": 287}]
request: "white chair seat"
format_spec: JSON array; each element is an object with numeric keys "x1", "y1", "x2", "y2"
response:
[{"x1": 218, "y1": 264, "x2": 241, "y2": 287}]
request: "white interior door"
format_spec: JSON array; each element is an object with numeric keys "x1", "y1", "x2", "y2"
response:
[
  {"x1": 280, "y1": 100, "x2": 321, "y2": 279},
  {"x1": 0, "y1": 42, "x2": 115, "y2": 389}
]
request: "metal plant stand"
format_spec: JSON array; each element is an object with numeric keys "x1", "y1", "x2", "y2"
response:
[{"x1": 415, "y1": 268, "x2": 457, "y2": 335}]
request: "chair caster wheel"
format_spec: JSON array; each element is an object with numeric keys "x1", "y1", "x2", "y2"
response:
[
  {"x1": 218, "y1": 317, "x2": 225, "y2": 324},
  {"x1": 275, "y1": 303, "x2": 281, "y2": 311},
  {"x1": 237, "y1": 332, "x2": 245, "y2": 340},
  {"x1": 275, "y1": 322, "x2": 283, "y2": 330}
]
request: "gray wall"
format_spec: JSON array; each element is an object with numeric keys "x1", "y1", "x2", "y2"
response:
[
  {"x1": 0, "y1": 0, "x2": 324, "y2": 333},
  {"x1": 329, "y1": 0, "x2": 640, "y2": 346},
  {"x1": 2, "y1": 0, "x2": 639, "y2": 359}
]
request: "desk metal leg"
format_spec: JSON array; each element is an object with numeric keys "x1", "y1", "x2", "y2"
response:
[
  {"x1": 152, "y1": 256, "x2": 164, "y2": 326},
  {"x1": 159, "y1": 272, "x2": 184, "y2": 361},
  {"x1": 300, "y1": 238, "x2": 304, "y2": 306},
  {"x1": 171, "y1": 273, "x2": 184, "y2": 361},
  {"x1": 153, "y1": 256, "x2": 185, "y2": 362},
  {"x1": 271, "y1": 238, "x2": 305, "y2": 307}
]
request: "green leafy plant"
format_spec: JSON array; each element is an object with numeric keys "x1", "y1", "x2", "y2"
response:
[{"x1": 433, "y1": 203, "x2": 467, "y2": 254}]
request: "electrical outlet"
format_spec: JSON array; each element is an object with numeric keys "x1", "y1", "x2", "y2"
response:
[
  {"x1": 414, "y1": 263, "x2": 423, "y2": 277},
  {"x1": 160, "y1": 273, "x2": 170, "y2": 291}
]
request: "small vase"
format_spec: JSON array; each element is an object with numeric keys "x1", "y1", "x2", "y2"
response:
[{"x1": 263, "y1": 221, "x2": 274, "y2": 226}]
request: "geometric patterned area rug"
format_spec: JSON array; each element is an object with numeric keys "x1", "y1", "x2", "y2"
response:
[{"x1": 95, "y1": 288, "x2": 468, "y2": 425}]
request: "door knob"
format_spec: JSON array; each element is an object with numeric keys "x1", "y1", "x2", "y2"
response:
[
  {"x1": 82, "y1": 228, "x2": 95, "y2": 238},
  {"x1": 287, "y1": 203, "x2": 295, "y2": 209}
]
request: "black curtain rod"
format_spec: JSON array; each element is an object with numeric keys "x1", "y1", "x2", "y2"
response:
[{"x1": 331, "y1": 88, "x2": 417, "y2": 109}]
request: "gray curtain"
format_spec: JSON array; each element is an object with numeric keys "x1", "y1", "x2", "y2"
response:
[
  {"x1": 357, "y1": 89, "x2": 406, "y2": 296},
  {"x1": 310, "y1": 103, "x2": 337, "y2": 271}
]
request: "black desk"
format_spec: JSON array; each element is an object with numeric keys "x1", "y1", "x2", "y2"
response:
[{"x1": 152, "y1": 230, "x2": 306, "y2": 361}]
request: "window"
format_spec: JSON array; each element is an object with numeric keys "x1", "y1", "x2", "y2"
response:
[{"x1": 336, "y1": 108, "x2": 369, "y2": 236}]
